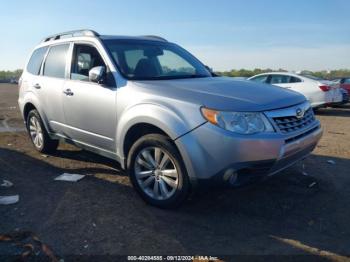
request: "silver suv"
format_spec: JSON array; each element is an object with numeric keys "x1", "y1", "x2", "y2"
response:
[{"x1": 19, "y1": 30, "x2": 322, "y2": 208}]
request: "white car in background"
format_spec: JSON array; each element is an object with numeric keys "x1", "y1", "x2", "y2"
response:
[{"x1": 248, "y1": 72, "x2": 343, "y2": 108}]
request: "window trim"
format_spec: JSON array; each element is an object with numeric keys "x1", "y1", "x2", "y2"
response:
[{"x1": 67, "y1": 41, "x2": 116, "y2": 87}]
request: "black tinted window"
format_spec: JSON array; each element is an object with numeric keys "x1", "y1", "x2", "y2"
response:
[
  {"x1": 27, "y1": 47, "x2": 48, "y2": 75},
  {"x1": 270, "y1": 75, "x2": 290, "y2": 84},
  {"x1": 290, "y1": 76, "x2": 302, "y2": 83},
  {"x1": 43, "y1": 44, "x2": 69, "y2": 78}
]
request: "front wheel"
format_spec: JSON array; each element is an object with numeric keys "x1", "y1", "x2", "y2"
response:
[{"x1": 127, "y1": 134, "x2": 190, "y2": 208}]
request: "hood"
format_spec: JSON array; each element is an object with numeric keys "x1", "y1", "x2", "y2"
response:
[{"x1": 133, "y1": 77, "x2": 306, "y2": 111}]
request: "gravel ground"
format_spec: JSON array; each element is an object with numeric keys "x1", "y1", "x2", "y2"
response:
[{"x1": 0, "y1": 83, "x2": 350, "y2": 261}]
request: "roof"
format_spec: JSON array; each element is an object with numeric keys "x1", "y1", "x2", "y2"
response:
[
  {"x1": 100, "y1": 35, "x2": 168, "y2": 42},
  {"x1": 249, "y1": 72, "x2": 302, "y2": 78},
  {"x1": 41, "y1": 29, "x2": 168, "y2": 44}
]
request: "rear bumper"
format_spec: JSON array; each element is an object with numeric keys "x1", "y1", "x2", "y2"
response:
[{"x1": 175, "y1": 120, "x2": 322, "y2": 188}]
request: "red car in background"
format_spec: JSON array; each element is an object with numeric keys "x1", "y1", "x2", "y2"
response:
[
  {"x1": 338, "y1": 77, "x2": 350, "y2": 95},
  {"x1": 332, "y1": 78, "x2": 350, "y2": 105}
]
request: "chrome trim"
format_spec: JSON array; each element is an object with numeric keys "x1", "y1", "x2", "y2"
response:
[
  {"x1": 51, "y1": 132, "x2": 118, "y2": 161},
  {"x1": 264, "y1": 101, "x2": 317, "y2": 136},
  {"x1": 264, "y1": 101, "x2": 311, "y2": 118},
  {"x1": 50, "y1": 121, "x2": 114, "y2": 141}
]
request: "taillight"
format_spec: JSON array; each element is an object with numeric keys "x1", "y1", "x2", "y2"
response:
[{"x1": 319, "y1": 85, "x2": 331, "y2": 92}]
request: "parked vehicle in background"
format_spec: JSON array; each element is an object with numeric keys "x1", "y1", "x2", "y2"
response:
[
  {"x1": 10, "y1": 78, "x2": 18, "y2": 84},
  {"x1": 248, "y1": 72, "x2": 343, "y2": 109},
  {"x1": 231, "y1": 76, "x2": 248, "y2": 80},
  {"x1": 340, "y1": 88, "x2": 349, "y2": 104},
  {"x1": 334, "y1": 77, "x2": 350, "y2": 96},
  {"x1": 19, "y1": 30, "x2": 323, "y2": 208}
]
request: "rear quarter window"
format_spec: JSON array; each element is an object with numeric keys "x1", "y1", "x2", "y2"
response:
[
  {"x1": 290, "y1": 76, "x2": 302, "y2": 83},
  {"x1": 26, "y1": 47, "x2": 48, "y2": 75}
]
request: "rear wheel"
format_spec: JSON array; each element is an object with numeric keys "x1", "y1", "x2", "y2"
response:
[
  {"x1": 127, "y1": 134, "x2": 190, "y2": 208},
  {"x1": 26, "y1": 110, "x2": 59, "y2": 153}
]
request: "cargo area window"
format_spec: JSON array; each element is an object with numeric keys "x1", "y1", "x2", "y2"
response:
[{"x1": 27, "y1": 47, "x2": 48, "y2": 75}]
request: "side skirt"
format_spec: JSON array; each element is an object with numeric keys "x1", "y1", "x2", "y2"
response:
[{"x1": 49, "y1": 132, "x2": 122, "y2": 165}]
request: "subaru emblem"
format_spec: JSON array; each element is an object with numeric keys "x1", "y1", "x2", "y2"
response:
[{"x1": 296, "y1": 108, "x2": 304, "y2": 119}]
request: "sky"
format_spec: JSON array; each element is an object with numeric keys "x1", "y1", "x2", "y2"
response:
[{"x1": 0, "y1": 0, "x2": 349, "y2": 71}]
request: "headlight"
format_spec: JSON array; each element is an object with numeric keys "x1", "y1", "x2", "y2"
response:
[{"x1": 201, "y1": 107, "x2": 274, "y2": 134}]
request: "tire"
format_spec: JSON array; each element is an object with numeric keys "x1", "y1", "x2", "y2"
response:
[
  {"x1": 127, "y1": 134, "x2": 190, "y2": 208},
  {"x1": 26, "y1": 109, "x2": 59, "y2": 153}
]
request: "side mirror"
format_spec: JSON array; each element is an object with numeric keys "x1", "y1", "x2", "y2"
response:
[
  {"x1": 89, "y1": 66, "x2": 105, "y2": 83},
  {"x1": 205, "y1": 65, "x2": 213, "y2": 73},
  {"x1": 205, "y1": 65, "x2": 218, "y2": 77}
]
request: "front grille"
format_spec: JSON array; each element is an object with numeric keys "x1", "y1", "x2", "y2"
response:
[{"x1": 273, "y1": 108, "x2": 315, "y2": 134}]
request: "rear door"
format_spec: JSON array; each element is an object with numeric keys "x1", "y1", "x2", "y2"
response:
[
  {"x1": 269, "y1": 74, "x2": 315, "y2": 101},
  {"x1": 62, "y1": 42, "x2": 117, "y2": 152},
  {"x1": 269, "y1": 74, "x2": 293, "y2": 89},
  {"x1": 38, "y1": 43, "x2": 70, "y2": 133},
  {"x1": 269, "y1": 74, "x2": 304, "y2": 91},
  {"x1": 23, "y1": 46, "x2": 49, "y2": 115}
]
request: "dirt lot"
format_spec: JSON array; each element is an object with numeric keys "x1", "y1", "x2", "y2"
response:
[{"x1": 1, "y1": 83, "x2": 350, "y2": 260}]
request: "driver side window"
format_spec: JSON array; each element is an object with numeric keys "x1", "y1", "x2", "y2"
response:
[{"x1": 71, "y1": 44, "x2": 106, "y2": 81}]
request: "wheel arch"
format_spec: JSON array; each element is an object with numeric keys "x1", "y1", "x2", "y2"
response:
[
  {"x1": 116, "y1": 104, "x2": 194, "y2": 169},
  {"x1": 22, "y1": 98, "x2": 51, "y2": 134}
]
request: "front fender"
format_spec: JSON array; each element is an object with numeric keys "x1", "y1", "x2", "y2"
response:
[{"x1": 116, "y1": 103, "x2": 205, "y2": 161}]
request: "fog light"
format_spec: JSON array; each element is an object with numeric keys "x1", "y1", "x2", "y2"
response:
[{"x1": 223, "y1": 168, "x2": 238, "y2": 185}]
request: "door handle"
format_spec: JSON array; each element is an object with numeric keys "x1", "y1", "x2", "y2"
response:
[
  {"x1": 63, "y1": 89, "x2": 74, "y2": 96},
  {"x1": 33, "y1": 83, "x2": 41, "y2": 89}
]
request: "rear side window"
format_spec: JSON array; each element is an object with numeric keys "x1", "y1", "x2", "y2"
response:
[
  {"x1": 27, "y1": 47, "x2": 48, "y2": 75},
  {"x1": 290, "y1": 76, "x2": 302, "y2": 83},
  {"x1": 250, "y1": 75, "x2": 268, "y2": 83},
  {"x1": 270, "y1": 75, "x2": 290, "y2": 84},
  {"x1": 43, "y1": 44, "x2": 70, "y2": 78}
]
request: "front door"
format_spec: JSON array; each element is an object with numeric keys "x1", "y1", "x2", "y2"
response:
[{"x1": 62, "y1": 43, "x2": 117, "y2": 152}]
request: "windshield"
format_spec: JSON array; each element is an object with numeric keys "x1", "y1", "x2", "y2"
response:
[{"x1": 103, "y1": 39, "x2": 211, "y2": 80}]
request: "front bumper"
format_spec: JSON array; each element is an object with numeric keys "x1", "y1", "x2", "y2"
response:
[{"x1": 175, "y1": 119, "x2": 322, "y2": 187}]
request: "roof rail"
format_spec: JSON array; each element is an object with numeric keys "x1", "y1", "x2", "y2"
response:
[
  {"x1": 141, "y1": 35, "x2": 168, "y2": 42},
  {"x1": 42, "y1": 29, "x2": 99, "y2": 42}
]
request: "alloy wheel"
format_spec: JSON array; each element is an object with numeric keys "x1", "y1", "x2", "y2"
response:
[
  {"x1": 134, "y1": 147, "x2": 179, "y2": 200},
  {"x1": 29, "y1": 116, "x2": 43, "y2": 149}
]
